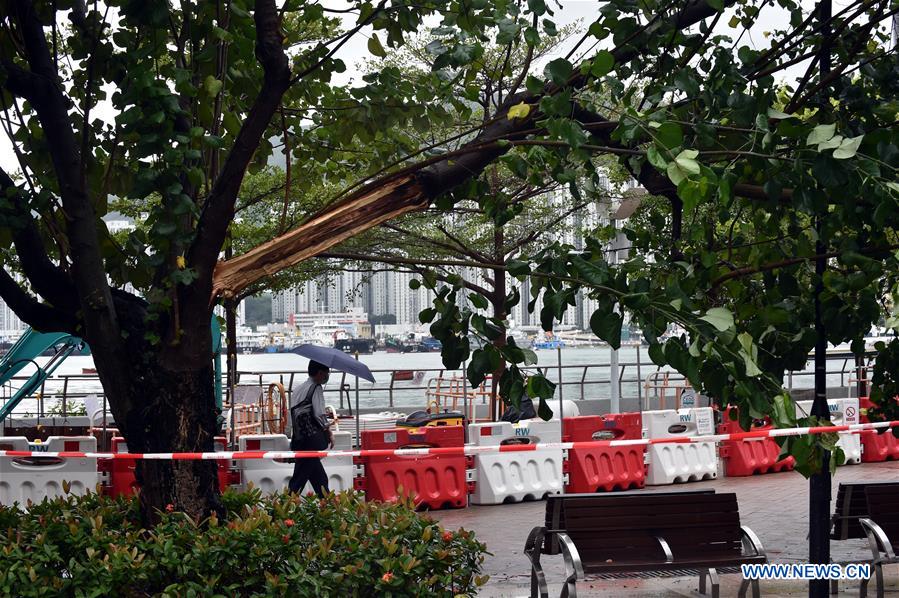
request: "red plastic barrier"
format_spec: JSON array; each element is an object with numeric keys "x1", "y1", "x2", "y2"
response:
[
  {"x1": 718, "y1": 408, "x2": 794, "y2": 476},
  {"x1": 562, "y1": 414, "x2": 645, "y2": 493},
  {"x1": 859, "y1": 397, "x2": 899, "y2": 462},
  {"x1": 104, "y1": 437, "x2": 234, "y2": 497},
  {"x1": 356, "y1": 426, "x2": 467, "y2": 510}
]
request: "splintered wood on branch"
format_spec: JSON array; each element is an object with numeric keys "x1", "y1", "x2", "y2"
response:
[{"x1": 212, "y1": 174, "x2": 427, "y2": 299}]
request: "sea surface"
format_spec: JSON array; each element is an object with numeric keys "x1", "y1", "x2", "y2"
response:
[{"x1": 5, "y1": 345, "x2": 864, "y2": 415}]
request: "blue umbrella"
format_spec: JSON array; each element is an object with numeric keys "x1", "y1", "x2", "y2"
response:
[{"x1": 290, "y1": 344, "x2": 376, "y2": 383}]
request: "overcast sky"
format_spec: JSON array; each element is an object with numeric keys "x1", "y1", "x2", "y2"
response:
[{"x1": 0, "y1": 0, "x2": 885, "y2": 173}]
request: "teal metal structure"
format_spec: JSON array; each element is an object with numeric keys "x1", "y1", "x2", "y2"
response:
[{"x1": 0, "y1": 315, "x2": 223, "y2": 424}]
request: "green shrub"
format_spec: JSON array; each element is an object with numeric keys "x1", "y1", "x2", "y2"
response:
[{"x1": 0, "y1": 490, "x2": 488, "y2": 597}]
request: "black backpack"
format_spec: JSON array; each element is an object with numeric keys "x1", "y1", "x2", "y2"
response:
[{"x1": 290, "y1": 384, "x2": 329, "y2": 451}]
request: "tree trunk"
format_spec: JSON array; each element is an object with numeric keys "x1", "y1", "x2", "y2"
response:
[
  {"x1": 490, "y1": 223, "x2": 507, "y2": 422},
  {"x1": 88, "y1": 302, "x2": 224, "y2": 525},
  {"x1": 127, "y1": 364, "x2": 223, "y2": 524}
]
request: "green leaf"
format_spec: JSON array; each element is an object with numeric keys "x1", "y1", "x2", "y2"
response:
[
  {"x1": 203, "y1": 75, "x2": 223, "y2": 96},
  {"x1": 544, "y1": 58, "x2": 573, "y2": 86},
  {"x1": 468, "y1": 293, "x2": 488, "y2": 310},
  {"x1": 646, "y1": 145, "x2": 667, "y2": 170},
  {"x1": 833, "y1": 135, "x2": 864, "y2": 159},
  {"x1": 537, "y1": 397, "x2": 554, "y2": 420},
  {"x1": 419, "y1": 308, "x2": 436, "y2": 324},
  {"x1": 699, "y1": 307, "x2": 734, "y2": 331},
  {"x1": 507, "y1": 102, "x2": 531, "y2": 120},
  {"x1": 527, "y1": 0, "x2": 546, "y2": 15},
  {"x1": 570, "y1": 255, "x2": 608, "y2": 286},
  {"x1": 590, "y1": 51, "x2": 614, "y2": 78},
  {"x1": 666, "y1": 149, "x2": 700, "y2": 186},
  {"x1": 590, "y1": 309, "x2": 622, "y2": 349},
  {"x1": 740, "y1": 349, "x2": 762, "y2": 376},
  {"x1": 526, "y1": 374, "x2": 556, "y2": 400},
  {"x1": 766, "y1": 108, "x2": 793, "y2": 120},
  {"x1": 647, "y1": 343, "x2": 666, "y2": 366},
  {"x1": 467, "y1": 349, "x2": 492, "y2": 387},
  {"x1": 655, "y1": 122, "x2": 683, "y2": 150},
  {"x1": 409, "y1": 278, "x2": 421, "y2": 290},
  {"x1": 806, "y1": 123, "x2": 835, "y2": 146},
  {"x1": 367, "y1": 34, "x2": 387, "y2": 58},
  {"x1": 508, "y1": 259, "x2": 531, "y2": 276},
  {"x1": 817, "y1": 135, "x2": 843, "y2": 151}
]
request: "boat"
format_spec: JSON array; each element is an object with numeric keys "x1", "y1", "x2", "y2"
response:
[
  {"x1": 420, "y1": 337, "x2": 442, "y2": 352},
  {"x1": 532, "y1": 332, "x2": 565, "y2": 350},
  {"x1": 335, "y1": 338, "x2": 376, "y2": 354},
  {"x1": 532, "y1": 338, "x2": 565, "y2": 350}
]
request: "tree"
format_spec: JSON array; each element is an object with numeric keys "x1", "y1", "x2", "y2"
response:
[
  {"x1": 292, "y1": 28, "x2": 631, "y2": 418},
  {"x1": 0, "y1": 0, "x2": 503, "y2": 521},
  {"x1": 403, "y1": 1, "x2": 896, "y2": 594}
]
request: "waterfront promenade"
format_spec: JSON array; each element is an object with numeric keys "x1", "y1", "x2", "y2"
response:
[{"x1": 435, "y1": 460, "x2": 899, "y2": 597}]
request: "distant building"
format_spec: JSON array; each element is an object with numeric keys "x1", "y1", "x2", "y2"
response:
[
  {"x1": 0, "y1": 294, "x2": 26, "y2": 341},
  {"x1": 270, "y1": 178, "x2": 641, "y2": 333}
]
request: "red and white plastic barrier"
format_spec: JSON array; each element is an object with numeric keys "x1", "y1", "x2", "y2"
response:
[
  {"x1": 237, "y1": 432, "x2": 354, "y2": 495},
  {"x1": 859, "y1": 397, "x2": 899, "y2": 462},
  {"x1": 467, "y1": 419, "x2": 564, "y2": 505},
  {"x1": 355, "y1": 426, "x2": 468, "y2": 510},
  {"x1": 643, "y1": 408, "x2": 718, "y2": 485},
  {"x1": 0, "y1": 436, "x2": 98, "y2": 505},
  {"x1": 718, "y1": 407, "x2": 795, "y2": 476},
  {"x1": 562, "y1": 413, "x2": 646, "y2": 492},
  {"x1": 1, "y1": 420, "x2": 898, "y2": 462}
]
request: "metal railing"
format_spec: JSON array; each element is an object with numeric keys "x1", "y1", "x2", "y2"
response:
[{"x1": 0, "y1": 348, "x2": 877, "y2": 421}]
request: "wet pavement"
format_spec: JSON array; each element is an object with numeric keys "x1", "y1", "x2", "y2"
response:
[{"x1": 433, "y1": 460, "x2": 899, "y2": 597}]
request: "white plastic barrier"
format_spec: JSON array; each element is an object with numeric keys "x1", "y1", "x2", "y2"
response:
[
  {"x1": 643, "y1": 408, "x2": 718, "y2": 485},
  {"x1": 0, "y1": 436, "x2": 98, "y2": 506},
  {"x1": 237, "y1": 432, "x2": 354, "y2": 495},
  {"x1": 796, "y1": 398, "x2": 861, "y2": 464},
  {"x1": 467, "y1": 419, "x2": 564, "y2": 504}
]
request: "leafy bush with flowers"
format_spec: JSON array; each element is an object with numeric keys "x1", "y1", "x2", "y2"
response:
[{"x1": 0, "y1": 489, "x2": 488, "y2": 596}]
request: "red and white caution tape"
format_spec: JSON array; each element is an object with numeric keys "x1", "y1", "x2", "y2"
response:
[{"x1": 1, "y1": 420, "x2": 897, "y2": 461}]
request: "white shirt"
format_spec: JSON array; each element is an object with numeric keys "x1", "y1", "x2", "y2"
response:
[{"x1": 286, "y1": 376, "x2": 328, "y2": 438}]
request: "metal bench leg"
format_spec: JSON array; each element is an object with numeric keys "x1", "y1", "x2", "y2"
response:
[
  {"x1": 738, "y1": 577, "x2": 760, "y2": 598},
  {"x1": 860, "y1": 570, "x2": 869, "y2": 598},
  {"x1": 524, "y1": 527, "x2": 549, "y2": 598},
  {"x1": 699, "y1": 568, "x2": 720, "y2": 598},
  {"x1": 831, "y1": 579, "x2": 838, "y2": 595},
  {"x1": 873, "y1": 563, "x2": 885, "y2": 598},
  {"x1": 557, "y1": 532, "x2": 584, "y2": 598}
]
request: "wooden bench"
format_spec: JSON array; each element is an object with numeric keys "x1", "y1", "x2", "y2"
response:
[
  {"x1": 859, "y1": 484, "x2": 899, "y2": 598},
  {"x1": 830, "y1": 482, "x2": 899, "y2": 542},
  {"x1": 525, "y1": 490, "x2": 766, "y2": 598},
  {"x1": 829, "y1": 481, "x2": 899, "y2": 595}
]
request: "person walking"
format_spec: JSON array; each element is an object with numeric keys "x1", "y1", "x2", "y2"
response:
[{"x1": 287, "y1": 360, "x2": 333, "y2": 497}]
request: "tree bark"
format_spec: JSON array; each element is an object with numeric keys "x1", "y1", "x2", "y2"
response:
[
  {"x1": 88, "y1": 300, "x2": 223, "y2": 524},
  {"x1": 128, "y1": 364, "x2": 223, "y2": 524}
]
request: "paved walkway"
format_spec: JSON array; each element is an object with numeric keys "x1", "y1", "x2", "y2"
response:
[{"x1": 434, "y1": 460, "x2": 899, "y2": 597}]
